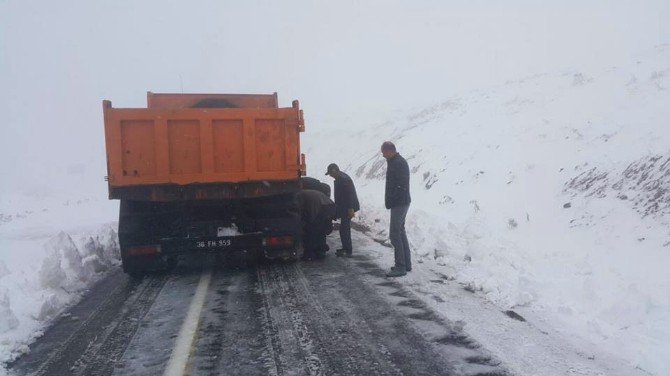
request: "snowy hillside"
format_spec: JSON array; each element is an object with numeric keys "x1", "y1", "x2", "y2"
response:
[{"x1": 304, "y1": 44, "x2": 670, "y2": 374}]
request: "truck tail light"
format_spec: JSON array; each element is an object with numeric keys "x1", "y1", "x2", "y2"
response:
[
  {"x1": 127, "y1": 245, "x2": 161, "y2": 256},
  {"x1": 264, "y1": 236, "x2": 294, "y2": 248}
]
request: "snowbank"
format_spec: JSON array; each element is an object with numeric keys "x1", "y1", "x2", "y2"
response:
[
  {"x1": 305, "y1": 45, "x2": 670, "y2": 375},
  {"x1": 0, "y1": 193, "x2": 119, "y2": 373}
]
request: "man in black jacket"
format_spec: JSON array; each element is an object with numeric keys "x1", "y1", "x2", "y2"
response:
[
  {"x1": 381, "y1": 141, "x2": 411, "y2": 277},
  {"x1": 326, "y1": 163, "x2": 360, "y2": 257}
]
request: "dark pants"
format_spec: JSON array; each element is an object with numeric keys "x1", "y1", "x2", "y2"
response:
[
  {"x1": 304, "y1": 205, "x2": 335, "y2": 258},
  {"x1": 390, "y1": 205, "x2": 411, "y2": 270},
  {"x1": 339, "y1": 214, "x2": 352, "y2": 252},
  {"x1": 303, "y1": 222, "x2": 327, "y2": 257}
]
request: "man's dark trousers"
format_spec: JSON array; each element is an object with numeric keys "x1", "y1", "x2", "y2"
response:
[
  {"x1": 333, "y1": 172, "x2": 358, "y2": 253},
  {"x1": 339, "y1": 214, "x2": 352, "y2": 252},
  {"x1": 304, "y1": 219, "x2": 327, "y2": 257},
  {"x1": 390, "y1": 204, "x2": 411, "y2": 270},
  {"x1": 304, "y1": 204, "x2": 335, "y2": 257}
]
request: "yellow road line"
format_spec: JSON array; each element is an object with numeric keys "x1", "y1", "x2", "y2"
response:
[{"x1": 163, "y1": 269, "x2": 212, "y2": 376}]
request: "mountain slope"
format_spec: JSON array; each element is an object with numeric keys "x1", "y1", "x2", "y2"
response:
[{"x1": 305, "y1": 44, "x2": 670, "y2": 375}]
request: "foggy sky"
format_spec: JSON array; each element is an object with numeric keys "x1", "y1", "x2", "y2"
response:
[{"x1": 0, "y1": 0, "x2": 667, "y2": 198}]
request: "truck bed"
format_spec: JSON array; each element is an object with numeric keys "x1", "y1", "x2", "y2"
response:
[{"x1": 103, "y1": 95, "x2": 305, "y2": 201}]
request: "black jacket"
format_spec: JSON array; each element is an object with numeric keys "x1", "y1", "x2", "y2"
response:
[
  {"x1": 384, "y1": 153, "x2": 411, "y2": 209},
  {"x1": 334, "y1": 172, "x2": 360, "y2": 219},
  {"x1": 296, "y1": 189, "x2": 335, "y2": 223},
  {"x1": 300, "y1": 177, "x2": 331, "y2": 198}
]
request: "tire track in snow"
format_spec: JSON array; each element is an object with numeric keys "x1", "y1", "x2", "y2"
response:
[
  {"x1": 289, "y1": 263, "x2": 403, "y2": 375},
  {"x1": 187, "y1": 267, "x2": 268, "y2": 375},
  {"x1": 257, "y1": 262, "x2": 324, "y2": 376},
  {"x1": 75, "y1": 274, "x2": 169, "y2": 376},
  {"x1": 10, "y1": 272, "x2": 168, "y2": 376}
]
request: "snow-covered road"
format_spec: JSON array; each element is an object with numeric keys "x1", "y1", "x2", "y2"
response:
[
  {"x1": 7, "y1": 229, "x2": 648, "y2": 376},
  {"x1": 8, "y1": 236, "x2": 505, "y2": 376}
]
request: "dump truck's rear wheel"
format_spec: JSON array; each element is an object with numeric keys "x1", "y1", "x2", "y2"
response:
[
  {"x1": 122, "y1": 257, "x2": 148, "y2": 278},
  {"x1": 120, "y1": 247, "x2": 160, "y2": 277},
  {"x1": 290, "y1": 241, "x2": 305, "y2": 262},
  {"x1": 118, "y1": 200, "x2": 164, "y2": 276}
]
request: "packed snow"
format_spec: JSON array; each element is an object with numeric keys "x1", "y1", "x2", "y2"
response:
[
  {"x1": 305, "y1": 44, "x2": 670, "y2": 375},
  {"x1": 0, "y1": 193, "x2": 119, "y2": 374}
]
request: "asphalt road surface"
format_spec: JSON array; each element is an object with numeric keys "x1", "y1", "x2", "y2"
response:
[{"x1": 9, "y1": 240, "x2": 508, "y2": 376}]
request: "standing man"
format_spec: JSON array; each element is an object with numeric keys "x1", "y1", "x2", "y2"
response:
[
  {"x1": 381, "y1": 141, "x2": 411, "y2": 277},
  {"x1": 325, "y1": 163, "x2": 360, "y2": 257}
]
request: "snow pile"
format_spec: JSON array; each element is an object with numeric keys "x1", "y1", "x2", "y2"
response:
[
  {"x1": 0, "y1": 289, "x2": 19, "y2": 334},
  {"x1": 218, "y1": 224, "x2": 242, "y2": 236},
  {"x1": 36, "y1": 229, "x2": 120, "y2": 298},
  {"x1": 0, "y1": 193, "x2": 119, "y2": 371},
  {"x1": 305, "y1": 45, "x2": 670, "y2": 374}
]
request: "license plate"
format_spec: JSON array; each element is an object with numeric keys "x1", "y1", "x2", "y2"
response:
[{"x1": 194, "y1": 239, "x2": 232, "y2": 250}]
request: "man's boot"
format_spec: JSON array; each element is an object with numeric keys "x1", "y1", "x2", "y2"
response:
[
  {"x1": 336, "y1": 249, "x2": 353, "y2": 258},
  {"x1": 386, "y1": 267, "x2": 406, "y2": 277}
]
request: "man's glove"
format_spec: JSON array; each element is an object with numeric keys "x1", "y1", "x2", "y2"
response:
[{"x1": 348, "y1": 208, "x2": 355, "y2": 219}]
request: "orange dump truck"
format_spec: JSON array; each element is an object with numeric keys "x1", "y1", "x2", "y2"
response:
[{"x1": 103, "y1": 92, "x2": 306, "y2": 275}]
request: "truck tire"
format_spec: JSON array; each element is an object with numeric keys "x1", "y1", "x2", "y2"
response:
[
  {"x1": 122, "y1": 256, "x2": 149, "y2": 278},
  {"x1": 118, "y1": 200, "x2": 165, "y2": 276}
]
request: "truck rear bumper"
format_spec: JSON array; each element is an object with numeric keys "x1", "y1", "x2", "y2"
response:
[{"x1": 157, "y1": 233, "x2": 298, "y2": 258}]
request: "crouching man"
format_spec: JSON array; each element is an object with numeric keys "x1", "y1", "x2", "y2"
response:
[{"x1": 296, "y1": 189, "x2": 336, "y2": 260}]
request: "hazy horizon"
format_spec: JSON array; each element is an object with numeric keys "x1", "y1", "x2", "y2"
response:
[{"x1": 1, "y1": 0, "x2": 668, "y2": 198}]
